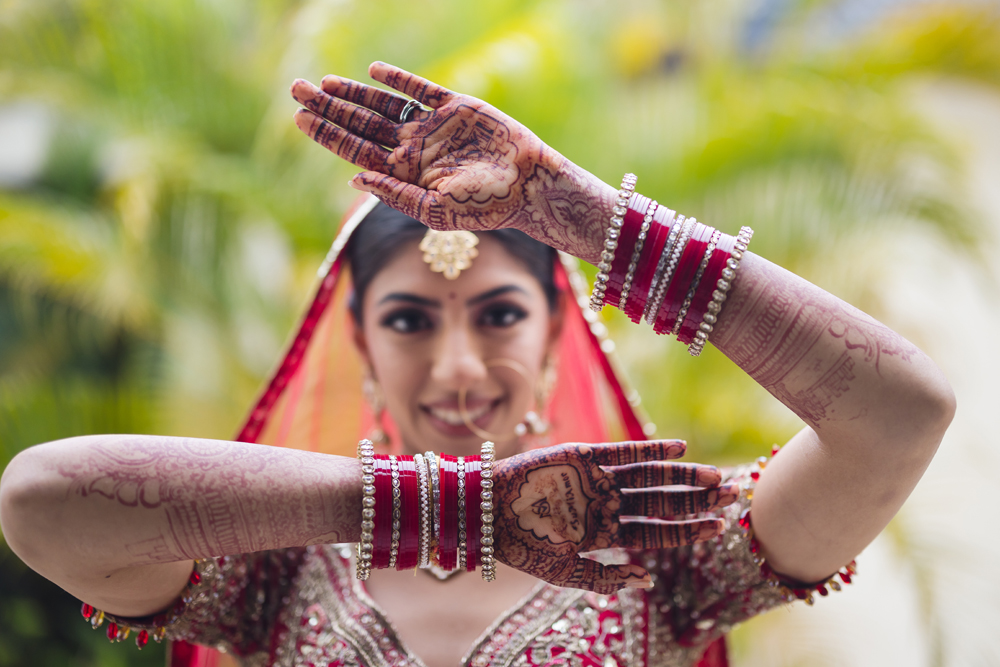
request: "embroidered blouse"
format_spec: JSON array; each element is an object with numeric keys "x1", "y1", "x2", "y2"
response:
[{"x1": 103, "y1": 465, "x2": 832, "y2": 667}]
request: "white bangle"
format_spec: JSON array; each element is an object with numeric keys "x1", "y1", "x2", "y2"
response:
[
  {"x1": 688, "y1": 226, "x2": 754, "y2": 356},
  {"x1": 355, "y1": 439, "x2": 376, "y2": 580},
  {"x1": 590, "y1": 174, "x2": 637, "y2": 312},
  {"x1": 479, "y1": 441, "x2": 496, "y2": 582}
]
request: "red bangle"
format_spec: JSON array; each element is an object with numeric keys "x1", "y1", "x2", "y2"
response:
[
  {"x1": 464, "y1": 457, "x2": 482, "y2": 571},
  {"x1": 438, "y1": 454, "x2": 459, "y2": 571},
  {"x1": 395, "y1": 456, "x2": 420, "y2": 570},
  {"x1": 604, "y1": 195, "x2": 648, "y2": 306},
  {"x1": 373, "y1": 455, "x2": 393, "y2": 570},
  {"x1": 655, "y1": 222, "x2": 712, "y2": 334},
  {"x1": 625, "y1": 210, "x2": 674, "y2": 322},
  {"x1": 677, "y1": 234, "x2": 735, "y2": 344}
]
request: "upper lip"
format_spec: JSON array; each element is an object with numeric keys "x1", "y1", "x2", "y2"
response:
[{"x1": 420, "y1": 395, "x2": 501, "y2": 412}]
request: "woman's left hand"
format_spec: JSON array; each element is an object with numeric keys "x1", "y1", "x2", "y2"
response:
[
  {"x1": 490, "y1": 440, "x2": 738, "y2": 594},
  {"x1": 289, "y1": 63, "x2": 616, "y2": 264}
]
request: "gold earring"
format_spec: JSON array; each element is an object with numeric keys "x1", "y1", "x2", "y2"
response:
[
  {"x1": 362, "y1": 373, "x2": 390, "y2": 448},
  {"x1": 515, "y1": 355, "x2": 554, "y2": 438}
]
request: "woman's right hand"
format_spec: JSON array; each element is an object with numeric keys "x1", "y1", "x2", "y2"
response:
[
  {"x1": 290, "y1": 63, "x2": 617, "y2": 264},
  {"x1": 490, "y1": 440, "x2": 737, "y2": 594}
]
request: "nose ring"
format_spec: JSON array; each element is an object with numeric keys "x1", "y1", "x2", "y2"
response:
[{"x1": 457, "y1": 359, "x2": 534, "y2": 441}]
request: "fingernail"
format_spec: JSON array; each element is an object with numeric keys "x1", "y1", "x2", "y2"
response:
[
  {"x1": 700, "y1": 520, "x2": 724, "y2": 539},
  {"x1": 698, "y1": 467, "x2": 722, "y2": 486},
  {"x1": 626, "y1": 579, "x2": 654, "y2": 589}
]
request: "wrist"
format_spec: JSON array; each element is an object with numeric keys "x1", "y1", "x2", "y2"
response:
[{"x1": 522, "y1": 153, "x2": 618, "y2": 264}]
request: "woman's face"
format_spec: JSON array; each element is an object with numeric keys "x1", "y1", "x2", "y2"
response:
[{"x1": 355, "y1": 235, "x2": 559, "y2": 458}]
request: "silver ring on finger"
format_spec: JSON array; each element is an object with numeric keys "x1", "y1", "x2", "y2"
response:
[{"x1": 398, "y1": 99, "x2": 425, "y2": 124}]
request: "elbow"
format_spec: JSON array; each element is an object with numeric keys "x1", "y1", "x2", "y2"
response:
[
  {"x1": 896, "y1": 364, "x2": 956, "y2": 461},
  {"x1": 0, "y1": 445, "x2": 63, "y2": 569},
  {"x1": 919, "y1": 366, "x2": 957, "y2": 441},
  {"x1": 0, "y1": 449, "x2": 38, "y2": 560}
]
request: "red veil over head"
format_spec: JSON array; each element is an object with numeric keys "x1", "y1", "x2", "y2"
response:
[{"x1": 169, "y1": 195, "x2": 726, "y2": 667}]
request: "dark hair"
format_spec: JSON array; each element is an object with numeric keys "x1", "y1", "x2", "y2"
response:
[{"x1": 346, "y1": 203, "x2": 559, "y2": 321}]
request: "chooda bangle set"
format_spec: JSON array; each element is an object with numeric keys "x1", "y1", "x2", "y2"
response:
[
  {"x1": 591, "y1": 173, "x2": 754, "y2": 357},
  {"x1": 356, "y1": 439, "x2": 497, "y2": 582}
]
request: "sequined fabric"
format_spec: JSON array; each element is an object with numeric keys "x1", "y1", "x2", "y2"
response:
[{"x1": 110, "y1": 466, "x2": 793, "y2": 666}]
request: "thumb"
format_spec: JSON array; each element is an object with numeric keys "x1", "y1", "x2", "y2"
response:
[
  {"x1": 350, "y1": 171, "x2": 448, "y2": 229},
  {"x1": 552, "y1": 557, "x2": 653, "y2": 595}
]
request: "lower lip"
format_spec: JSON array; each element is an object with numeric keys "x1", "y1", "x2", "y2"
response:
[{"x1": 423, "y1": 400, "x2": 501, "y2": 438}]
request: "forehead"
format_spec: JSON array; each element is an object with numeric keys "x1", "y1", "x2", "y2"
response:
[{"x1": 362, "y1": 234, "x2": 545, "y2": 304}]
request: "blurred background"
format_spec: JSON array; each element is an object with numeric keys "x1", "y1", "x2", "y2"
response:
[{"x1": 1, "y1": 0, "x2": 999, "y2": 665}]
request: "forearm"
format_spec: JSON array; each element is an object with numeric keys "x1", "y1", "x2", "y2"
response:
[
  {"x1": 711, "y1": 252, "x2": 954, "y2": 450},
  {"x1": 710, "y1": 252, "x2": 955, "y2": 579},
  {"x1": 0, "y1": 434, "x2": 361, "y2": 580}
]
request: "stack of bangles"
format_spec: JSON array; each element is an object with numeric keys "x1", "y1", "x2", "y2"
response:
[
  {"x1": 356, "y1": 439, "x2": 496, "y2": 581},
  {"x1": 591, "y1": 173, "x2": 754, "y2": 357}
]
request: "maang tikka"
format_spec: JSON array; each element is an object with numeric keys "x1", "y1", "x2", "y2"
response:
[{"x1": 420, "y1": 229, "x2": 479, "y2": 279}]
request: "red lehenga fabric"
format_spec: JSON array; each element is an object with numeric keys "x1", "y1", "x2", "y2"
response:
[{"x1": 165, "y1": 194, "x2": 736, "y2": 667}]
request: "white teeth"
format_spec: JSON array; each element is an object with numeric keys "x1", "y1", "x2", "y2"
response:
[{"x1": 429, "y1": 402, "x2": 492, "y2": 425}]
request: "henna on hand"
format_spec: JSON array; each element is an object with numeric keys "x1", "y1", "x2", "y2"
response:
[
  {"x1": 491, "y1": 440, "x2": 729, "y2": 595},
  {"x1": 289, "y1": 63, "x2": 617, "y2": 264}
]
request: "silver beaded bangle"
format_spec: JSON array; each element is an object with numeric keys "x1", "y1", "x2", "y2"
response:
[
  {"x1": 641, "y1": 209, "x2": 680, "y2": 323},
  {"x1": 479, "y1": 441, "x2": 496, "y2": 582},
  {"x1": 688, "y1": 226, "x2": 754, "y2": 357},
  {"x1": 670, "y1": 228, "x2": 721, "y2": 336},
  {"x1": 457, "y1": 456, "x2": 467, "y2": 571},
  {"x1": 356, "y1": 439, "x2": 376, "y2": 580},
  {"x1": 414, "y1": 454, "x2": 432, "y2": 568},
  {"x1": 646, "y1": 216, "x2": 693, "y2": 325},
  {"x1": 618, "y1": 199, "x2": 657, "y2": 311},
  {"x1": 590, "y1": 174, "x2": 637, "y2": 312},
  {"x1": 424, "y1": 450, "x2": 441, "y2": 547},
  {"x1": 387, "y1": 455, "x2": 402, "y2": 569}
]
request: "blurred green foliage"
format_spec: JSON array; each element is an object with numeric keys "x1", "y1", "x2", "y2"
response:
[{"x1": 1, "y1": 0, "x2": 999, "y2": 665}]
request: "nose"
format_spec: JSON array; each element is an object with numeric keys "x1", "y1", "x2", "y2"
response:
[{"x1": 430, "y1": 318, "x2": 488, "y2": 391}]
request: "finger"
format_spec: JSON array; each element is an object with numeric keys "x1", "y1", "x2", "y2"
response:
[
  {"x1": 320, "y1": 74, "x2": 412, "y2": 122},
  {"x1": 620, "y1": 484, "x2": 739, "y2": 517},
  {"x1": 293, "y1": 109, "x2": 390, "y2": 173},
  {"x1": 369, "y1": 61, "x2": 456, "y2": 109},
  {"x1": 291, "y1": 79, "x2": 399, "y2": 147},
  {"x1": 550, "y1": 557, "x2": 652, "y2": 595},
  {"x1": 591, "y1": 440, "x2": 687, "y2": 466},
  {"x1": 350, "y1": 171, "x2": 450, "y2": 229},
  {"x1": 619, "y1": 518, "x2": 724, "y2": 549},
  {"x1": 606, "y1": 462, "x2": 721, "y2": 488}
]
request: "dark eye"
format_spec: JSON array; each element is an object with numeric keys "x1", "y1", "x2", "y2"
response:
[
  {"x1": 380, "y1": 308, "x2": 433, "y2": 334},
  {"x1": 479, "y1": 303, "x2": 528, "y2": 329}
]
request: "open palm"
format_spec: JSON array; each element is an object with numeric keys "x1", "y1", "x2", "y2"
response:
[
  {"x1": 491, "y1": 440, "x2": 737, "y2": 594},
  {"x1": 290, "y1": 62, "x2": 614, "y2": 262}
]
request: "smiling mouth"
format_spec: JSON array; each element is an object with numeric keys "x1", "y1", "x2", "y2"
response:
[{"x1": 423, "y1": 397, "x2": 502, "y2": 429}]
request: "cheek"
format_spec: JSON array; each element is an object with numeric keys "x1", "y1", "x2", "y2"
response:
[
  {"x1": 498, "y1": 319, "x2": 552, "y2": 402},
  {"x1": 366, "y1": 336, "x2": 427, "y2": 409}
]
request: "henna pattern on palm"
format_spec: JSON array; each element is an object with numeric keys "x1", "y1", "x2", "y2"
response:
[
  {"x1": 50, "y1": 437, "x2": 360, "y2": 564},
  {"x1": 491, "y1": 440, "x2": 730, "y2": 595},
  {"x1": 289, "y1": 63, "x2": 615, "y2": 264}
]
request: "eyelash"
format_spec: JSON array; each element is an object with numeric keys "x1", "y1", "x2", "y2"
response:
[
  {"x1": 378, "y1": 303, "x2": 529, "y2": 334},
  {"x1": 478, "y1": 303, "x2": 528, "y2": 328},
  {"x1": 380, "y1": 308, "x2": 433, "y2": 334}
]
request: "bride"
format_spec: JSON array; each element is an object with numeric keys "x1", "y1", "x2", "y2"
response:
[{"x1": 0, "y1": 62, "x2": 954, "y2": 667}]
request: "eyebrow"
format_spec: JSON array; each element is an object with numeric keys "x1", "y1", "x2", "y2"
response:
[
  {"x1": 466, "y1": 285, "x2": 528, "y2": 306},
  {"x1": 377, "y1": 285, "x2": 528, "y2": 308}
]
